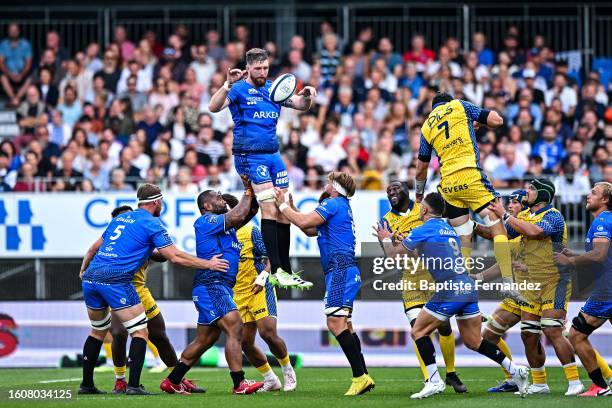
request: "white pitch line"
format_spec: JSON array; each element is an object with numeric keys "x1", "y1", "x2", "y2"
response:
[{"x1": 39, "y1": 378, "x2": 81, "y2": 384}]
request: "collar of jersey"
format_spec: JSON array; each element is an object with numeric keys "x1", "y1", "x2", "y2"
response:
[
  {"x1": 432, "y1": 102, "x2": 446, "y2": 110},
  {"x1": 391, "y1": 199, "x2": 414, "y2": 216},
  {"x1": 531, "y1": 204, "x2": 553, "y2": 216}
]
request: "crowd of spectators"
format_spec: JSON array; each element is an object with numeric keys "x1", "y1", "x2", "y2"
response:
[{"x1": 0, "y1": 21, "x2": 610, "y2": 198}]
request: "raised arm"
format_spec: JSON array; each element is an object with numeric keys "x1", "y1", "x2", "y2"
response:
[
  {"x1": 208, "y1": 68, "x2": 246, "y2": 112},
  {"x1": 223, "y1": 176, "x2": 255, "y2": 230},
  {"x1": 282, "y1": 86, "x2": 317, "y2": 111}
]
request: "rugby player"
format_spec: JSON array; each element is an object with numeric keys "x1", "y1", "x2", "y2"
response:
[
  {"x1": 374, "y1": 192, "x2": 529, "y2": 399},
  {"x1": 554, "y1": 182, "x2": 612, "y2": 397},
  {"x1": 222, "y1": 193, "x2": 297, "y2": 392},
  {"x1": 209, "y1": 47, "x2": 316, "y2": 290},
  {"x1": 415, "y1": 92, "x2": 523, "y2": 303},
  {"x1": 273, "y1": 172, "x2": 375, "y2": 396},
  {"x1": 160, "y1": 176, "x2": 265, "y2": 395},
  {"x1": 78, "y1": 184, "x2": 228, "y2": 395},
  {"x1": 473, "y1": 190, "x2": 534, "y2": 392},
  {"x1": 378, "y1": 180, "x2": 466, "y2": 393},
  {"x1": 82, "y1": 205, "x2": 205, "y2": 394},
  {"x1": 488, "y1": 179, "x2": 584, "y2": 395}
]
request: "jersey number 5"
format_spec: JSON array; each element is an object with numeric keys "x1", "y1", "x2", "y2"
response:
[
  {"x1": 109, "y1": 225, "x2": 125, "y2": 240},
  {"x1": 438, "y1": 121, "x2": 450, "y2": 139}
]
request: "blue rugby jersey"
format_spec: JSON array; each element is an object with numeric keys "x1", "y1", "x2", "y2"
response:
[
  {"x1": 227, "y1": 79, "x2": 281, "y2": 154},
  {"x1": 84, "y1": 209, "x2": 173, "y2": 283}
]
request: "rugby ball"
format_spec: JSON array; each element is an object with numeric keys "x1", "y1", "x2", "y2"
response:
[{"x1": 269, "y1": 73, "x2": 297, "y2": 104}]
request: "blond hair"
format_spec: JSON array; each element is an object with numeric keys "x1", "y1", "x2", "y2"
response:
[
  {"x1": 595, "y1": 182, "x2": 612, "y2": 209},
  {"x1": 328, "y1": 171, "x2": 356, "y2": 198}
]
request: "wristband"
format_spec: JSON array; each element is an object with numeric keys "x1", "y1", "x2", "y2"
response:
[
  {"x1": 279, "y1": 203, "x2": 289, "y2": 212},
  {"x1": 502, "y1": 212, "x2": 511, "y2": 223},
  {"x1": 415, "y1": 179, "x2": 426, "y2": 195}
]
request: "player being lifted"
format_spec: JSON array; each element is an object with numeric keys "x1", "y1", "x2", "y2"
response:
[
  {"x1": 554, "y1": 182, "x2": 612, "y2": 397},
  {"x1": 374, "y1": 192, "x2": 529, "y2": 399},
  {"x1": 273, "y1": 172, "x2": 375, "y2": 396},
  {"x1": 160, "y1": 176, "x2": 265, "y2": 395},
  {"x1": 415, "y1": 92, "x2": 522, "y2": 302},
  {"x1": 82, "y1": 205, "x2": 205, "y2": 394},
  {"x1": 209, "y1": 47, "x2": 316, "y2": 290},
  {"x1": 79, "y1": 184, "x2": 228, "y2": 395},
  {"x1": 378, "y1": 180, "x2": 466, "y2": 393},
  {"x1": 487, "y1": 179, "x2": 584, "y2": 395},
  {"x1": 222, "y1": 193, "x2": 298, "y2": 392}
]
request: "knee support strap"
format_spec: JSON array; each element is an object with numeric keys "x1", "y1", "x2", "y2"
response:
[
  {"x1": 325, "y1": 307, "x2": 351, "y2": 318},
  {"x1": 482, "y1": 214, "x2": 501, "y2": 227},
  {"x1": 520, "y1": 320, "x2": 542, "y2": 334},
  {"x1": 571, "y1": 313, "x2": 597, "y2": 336},
  {"x1": 405, "y1": 307, "x2": 422, "y2": 325},
  {"x1": 123, "y1": 312, "x2": 147, "y2": 334},
  {"x1": 486, "y1": 316, "x2": 510, "y2": 336},
  {"x1": 453, "y1": 220, "x2": 475, "y2": 236},
  {"x1": 541, "y1": 318, "x2": 565, "y2": 329},
  {"x1": 90, "y1": 314, "x2": 112, "y2": 331},
  {"x1": 255, "y1": 188, "x2": 276, "y2": 202}
]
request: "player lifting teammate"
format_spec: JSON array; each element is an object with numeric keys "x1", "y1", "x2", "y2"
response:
[
  {"x1": 471, "y1": 190, "x2": 538, "y2": 393},
  {"x1": 274, "y1": 172, "x2": 374, "y2": 396},
  {"x1": 377, "y1": 180, "x2": 466, "y2": 393},
  {"x1": 78, "y1": 184, "x2": 228, "y2": 395},
  {"x1": 222, "y1": 193, "x2": 298, "y2": 392},
  {"x1": 209, "y1": 47, "x2": 316, "y2": 290},
  {"x1": 554, "y1": 182, "x2": 612, "y2": 397},
  {"x1": 415, "y1": 92, "x2": 523, "y2": 303},
  {"x1": 160, "y1": 176, "x2": 265, "y2": 395},
  {"x1": 375, "y1": 192, "x2": 529, "y2": 399},
  {"x1": 487, "y1": 179, "x2": 583, "y2": 395}
]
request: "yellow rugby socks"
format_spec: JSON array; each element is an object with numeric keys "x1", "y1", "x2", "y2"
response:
[
  {"x1": 595, "y1": 349, "x2": 612, "y2": 379},
  {"x1": 493, "y1": 235, "x2": 513, "y2": 279},
  {"x1": 103, "y1": 342, "x2": 113, "y2": 361},
  {"x1": 114, "y1": 364, "x2": 126, "y2": 380},
  {"x1": 532, "y1": 365, "x2": 547, "y2": 384},
  {"x1": 563, "y1": 362, "x2": 580, "y2": 382},
  {"x1": 147, "y1": 340, "x2": 160, "y2": 359},
  {"x1": 278, "y1": 354, "x2": 291, "y2": 367},
  {"x1": 496, "y1": 338, "x2": 513, "y2": 380},
  {"x1": 413, "y1": 340, "x2": 428, "y2": 380},
  {"x1": 439, "y1": 334, "x2": 456, "y2": 374}
]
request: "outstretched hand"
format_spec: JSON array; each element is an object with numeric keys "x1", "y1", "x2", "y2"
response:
[
  {"x1": 372, "y1": 221, "x2": 393, "y2": 242},
  {"x1": 298, "y1": 86, "x2": 317, "y2": 98}
]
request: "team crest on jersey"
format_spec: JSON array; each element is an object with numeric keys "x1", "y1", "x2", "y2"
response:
[
  {"x1": 597, "y1": 225, "x2": 604, "y2": 231},
  {"x1": 120, "y1": 298, "x2": 126, "y2": 305},
  {"x1": 248, "y1": 88, "x2": 258, "y2": 94},
  {"x1": 256, "y1": 165, "x2": 270, "y2": 178}
]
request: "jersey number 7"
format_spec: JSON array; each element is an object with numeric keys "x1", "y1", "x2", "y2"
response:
[{"x1": 438, "y1": 121, "x2": 450, "y2": 139}]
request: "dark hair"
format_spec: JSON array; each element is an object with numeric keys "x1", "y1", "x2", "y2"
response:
[
  {"x1": 111, "y1": 205, "x2": 133, "y2": 218},
  {"x1": 197, "y1": 190, "x2": 216, "y2": 212},
  {"x1": 246, "y1": 48, "x2": 268, "y2": 65},
  {"x1": 423, "y1": 192, "x2": 446, "y2": 217},
  {"x1": 432, "y1": 92, "x2": 453, "y2": 108},
  {"x1": 222, "y1": 193, "x2": 239, "y2": 209}
]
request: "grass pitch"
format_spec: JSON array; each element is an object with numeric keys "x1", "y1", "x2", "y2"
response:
[{"x1": 0, "y1": 367, "x2": 608, "y2": 407}]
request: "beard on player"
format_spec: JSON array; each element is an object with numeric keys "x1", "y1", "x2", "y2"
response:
[{"x1": 387, "y1": 181, "x2": 410, "y2": 212}]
